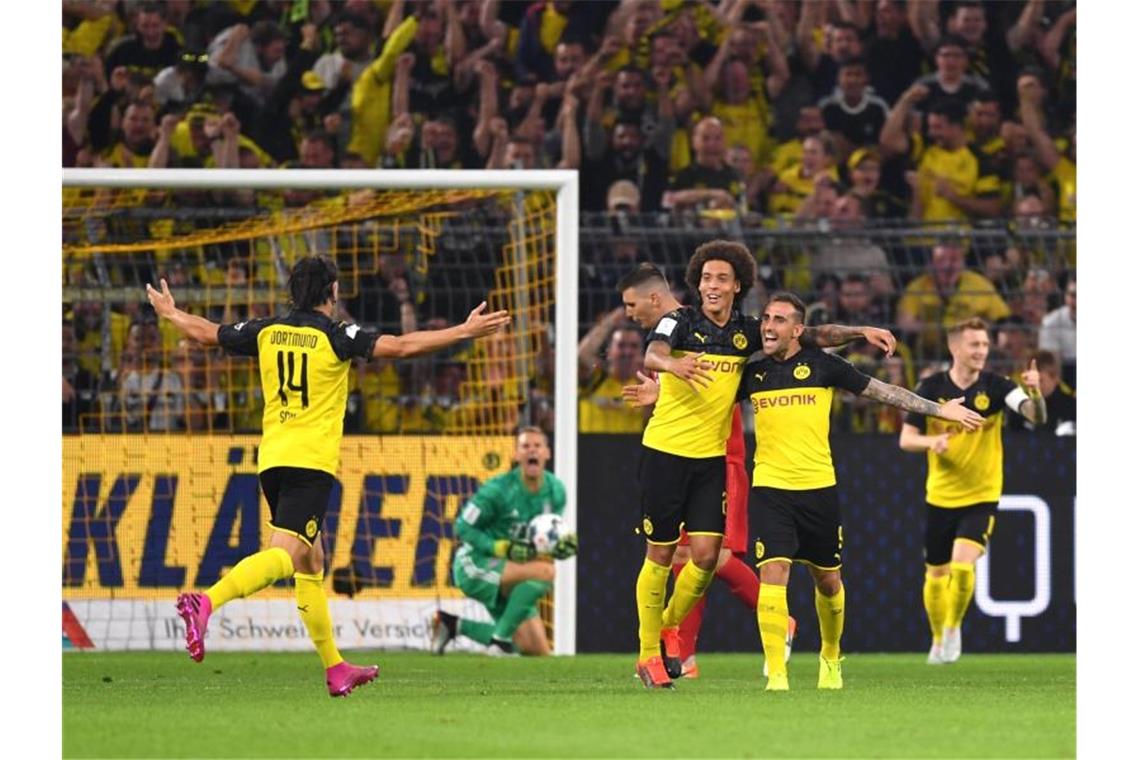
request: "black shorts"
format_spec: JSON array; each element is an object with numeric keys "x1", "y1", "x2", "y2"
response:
[
  {"x1": 259, "y1": 466, "x2": 336, "y2": 547},
  {"x1": 924, "y1": 502, "x2": 997, "y2": 566},
  {"x1": 751, "y1": 486, "x2": 843, "y2": 570},
  {"x1": 638, "y1": 447, "x2": 726, "y2": 545}
]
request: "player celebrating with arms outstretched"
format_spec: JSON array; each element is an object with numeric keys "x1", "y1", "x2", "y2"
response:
[
  {"x1": 148, "y1": 255, "x2": 509, "y2": 696},
  {"x1": 899, "y1": 318, "x2": 1046, "y2": 664},
  {"x1": 744, "y1": 293, "x2": 983, "y2": 691},
  {"x1": 618, "y1": 247, "x2": 894, "y2": 689}
]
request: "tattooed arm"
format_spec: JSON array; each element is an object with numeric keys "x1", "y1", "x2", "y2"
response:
[
  {"x1": 802, "y1": 324, "x2": 897, "y2": 355},
  {"x1": 861, "y1": 378, "x2": 984, "y2": 430}
]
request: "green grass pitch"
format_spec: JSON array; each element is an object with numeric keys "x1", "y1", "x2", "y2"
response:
[{"x1": 63, "y1": 651, "x2": 1074, "y2": 758}]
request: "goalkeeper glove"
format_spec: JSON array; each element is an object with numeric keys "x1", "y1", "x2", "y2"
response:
[
  {"x1": 493, "y1": 539, "x2": 537, "y2": 563},
  {"x1": 551, "y1": 533, "x2": 578, "y2": 560}
]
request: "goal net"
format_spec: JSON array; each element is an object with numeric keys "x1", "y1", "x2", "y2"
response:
[{"x1": 61, "y1": 169, "x2": 579, "y2": 655}]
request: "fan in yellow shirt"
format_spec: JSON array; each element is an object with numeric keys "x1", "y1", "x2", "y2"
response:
[{"x1": 897, "y1": 242, "x2": 1011, "y2": 359}]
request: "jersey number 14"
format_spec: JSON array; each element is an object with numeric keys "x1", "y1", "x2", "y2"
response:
[{"x1": 276, "y1": 350, "x2": 309, "y2": 408}]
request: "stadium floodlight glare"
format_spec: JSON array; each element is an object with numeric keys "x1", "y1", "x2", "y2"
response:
[{"x1": 63, "y1": 168, "x2": 580, "y2": 655}]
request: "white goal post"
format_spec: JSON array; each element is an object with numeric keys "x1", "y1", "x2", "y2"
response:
[{"x1": 62, "y1": 168, "x2": 581, "y2": 655}]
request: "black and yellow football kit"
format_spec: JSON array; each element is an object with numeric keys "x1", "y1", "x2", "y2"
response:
[
  {"x1": 905, "y1": 370, "x2": 1027, "y2": 564},
  {"x1": 218, "y1": 310, "x2": 379, "y2": 545},
  {"x1": 741, "y1": 346, "x2": 871, "y2": 569},
  {"x1": 639, "y1": 306, "x2": 760, "y2": 544}
]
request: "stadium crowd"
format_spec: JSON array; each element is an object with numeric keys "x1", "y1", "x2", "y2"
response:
[{"x1": 62, "y1": 0, "x2": 1076, "y2": 436}]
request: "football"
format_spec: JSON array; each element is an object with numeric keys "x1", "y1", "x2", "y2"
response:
[{"x1": 527, "y1": 513, "x2": 567, "y2": 555}]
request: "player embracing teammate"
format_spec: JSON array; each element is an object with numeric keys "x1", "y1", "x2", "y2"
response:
[{"x1": 617, "y1": 243, "x2": 896, "y2": 689}]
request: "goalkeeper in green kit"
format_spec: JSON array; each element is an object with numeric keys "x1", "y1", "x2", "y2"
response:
[{"x1": 432, "y1": 426, "x2": 578, "y2": 655}]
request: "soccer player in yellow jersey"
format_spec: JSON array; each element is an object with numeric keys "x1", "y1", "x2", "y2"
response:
[
  {"x1": 899, "y1": 318, "x2": 1046, "y2": 665},
  {"x1": 745, "y1": 293, "x2": 983, "y2": 691},
  {"x1": 618, "y1": 249, "x2": 895, "y2": 689},
  {"x1": 145, "y1": 255, "x2": 509, "y2": 696}
]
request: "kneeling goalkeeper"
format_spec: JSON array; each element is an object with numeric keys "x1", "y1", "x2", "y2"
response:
[{"x1": 432, "y1": 426, "x2": 578, "y2": 655}]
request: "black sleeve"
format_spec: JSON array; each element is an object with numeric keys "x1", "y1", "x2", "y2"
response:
[
  {"x1": 823, "y1": 352, "x2": 872, "y2": 396},
  {"x1": 645, "y1": 309, "x2": 686, "y2": 350},
  {"x1": 328, "y1": 321, "x2": 381, "y2": 361},
  {"x1": 737, "y1": 360, "x2": 760, "y2": 401},
  {"x1": 904, "y1": 377, "x2": 935, "y2": 428},
  {"x1": 989, "y1": 372, "x2": 1019, "y2": 404},
  {"x1": 217, "y1": 317, "x2": 272, "y2": 357},
  {"x1": 87, "y1": 91, "x2": 119, "y2": 153}
]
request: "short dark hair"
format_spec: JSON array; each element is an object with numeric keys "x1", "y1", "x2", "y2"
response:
[
  {"x1": 928, "y1": 98, "x2": 967, "y2": 125},
  {"x1": 617, "y1": 262, "x2": 668, "y2": 293},
  {"x1": 302, "y1": 130, "x2": 337, "y2": 153},
  {"x1": 613, "y1": 115, "x2": 643, "y2": 131},
  {"x1": 765, "y1": 291, "x2": 807, "y2": 323},
  {"x1": 837, "y1": 55, "x2": 867, "y2": 71},
  {"x1": 841, "y1": 272, "x2": 870, "y2": 287},
  {"x1": 1030, "y1": 349, "x2": 1059, "y2": 374},
  {"x1": 250, "y1": 20, "x2": 286, "y2": 47},
  {"x1": 832, "y1": 20, "x2": 860, "y2": 36},
  {"x1": 288, "y1": 255, "x2": 338, "y2": 311},
  {"x1": 973, "y1": 91, "x2": 1001, "y2": 108},
  {"x1": 137, "y1": 1, "x2": 165, "y2": 18},
  {"x1": 935, "y1": 34, "x2": 970, "y2": 55},
  {"x1": 685, "y1": 240, "x2": 756, "y2": 303}
]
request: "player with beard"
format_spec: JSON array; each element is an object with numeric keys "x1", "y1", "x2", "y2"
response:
[{"x1": 743, "y1": 293, "x2": 982, "y2": 690}]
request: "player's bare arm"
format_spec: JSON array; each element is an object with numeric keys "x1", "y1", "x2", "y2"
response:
[
  {"x1": 803, "y1": 324, "x2": 897, "y2": 355},
  {"x1": 146, "y1": 279, "x2": 221, "y2": 346},
  {"x1": 862, "y1": 378, "x2": 985, "y2": 431},
  {"x1": 373, "y1": 301, "x2": 510, "y2": 359},
  {"x1": 643, "y1": 340, "x2": 713, "y2": 390},
  {"x1": 1018, "y1": 358, "x2": 1048, "y2": 425}
]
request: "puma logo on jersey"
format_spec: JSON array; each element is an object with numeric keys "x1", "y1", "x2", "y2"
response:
[
  {"x1": 754, "y1": 372, "x2": 766, "y2": 383},
  {"x1": 693, "y1": 332, "x2": 707, "y2": 343}
]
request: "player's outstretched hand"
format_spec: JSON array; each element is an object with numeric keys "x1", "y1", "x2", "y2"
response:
[
  {"x1": 621, "y1": 371, "x2": 660, "y2": 407},
  {"x1": 146, "y1": 279, "x2": 176, "y2": 318},
  {"x1": 551, "y1": 533, "x2": 578, "y2": 560},
  {"x1": 672, "y1": 352, "x2": 714, "y2": 390},
  {"x1": 938, "y1": 397, "x2": 984, "y2": 431},
  {"x1": 462, "y1": 301, "x2": 511, "y2": 338},
  {"x1": 861, "y1": 326, "x2": 896, "y2": 356}
]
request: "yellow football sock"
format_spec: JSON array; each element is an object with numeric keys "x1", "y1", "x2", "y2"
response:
[
  {"x1": 294, "y1": 571, "x2": 344, "y2": 669},
  {"x1": 636, "y1": 558, "x2": 672, "y2": 660},
  {"x1": 757, "y1": 583, "x2": 789, "y2": 677},
  {"x1": 205, "y1": 547, "x2": 293, "y2": 610},
  {"x1": 661, "y1": 561, "x2": 714, "y2": 629},
  {"x1": 923, "y1": 570, "x2": 950, "y2": 643},
  {"x1": 946, "y1": 561, "x2": 976, "y2": 628},
  {"x1": 815, "y1": 584, "x2": 845, "y2": 661}
]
